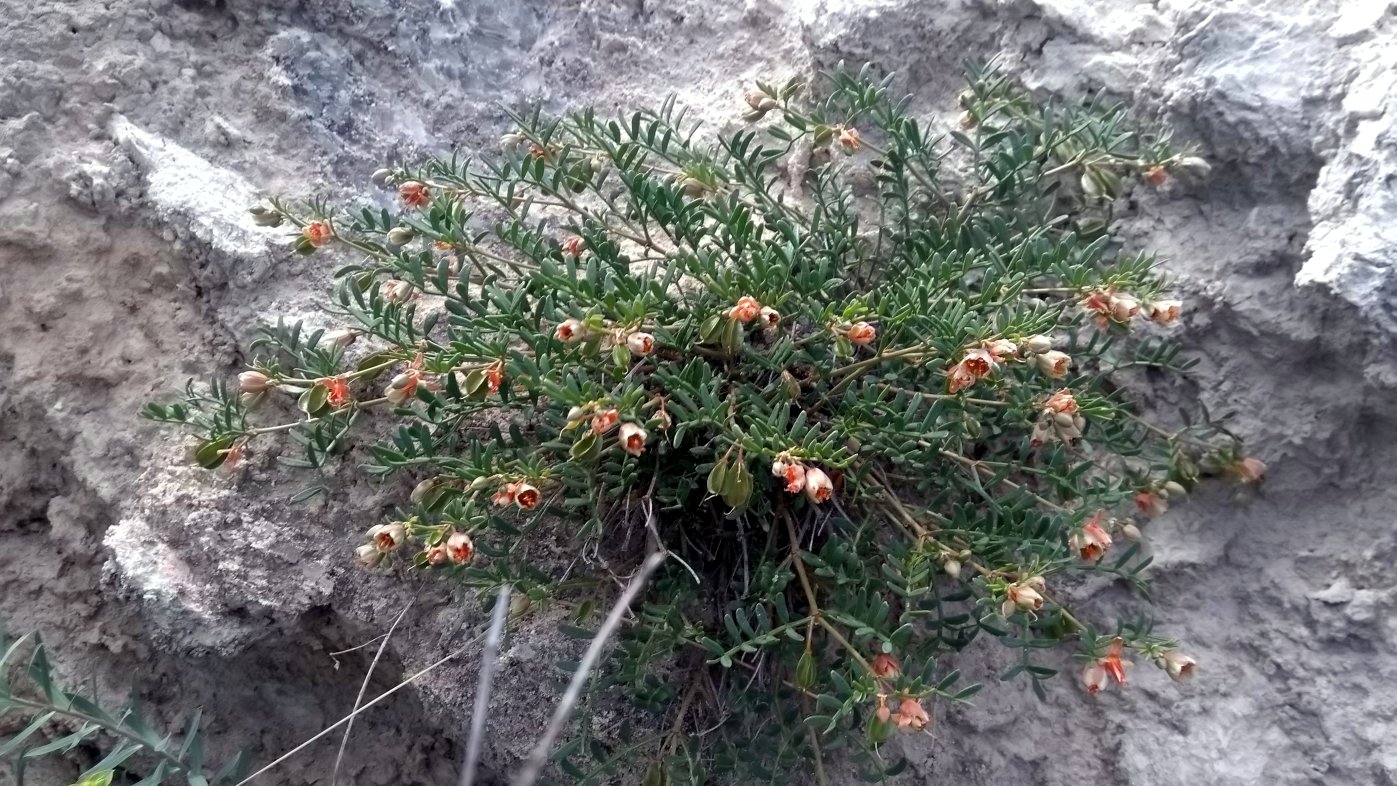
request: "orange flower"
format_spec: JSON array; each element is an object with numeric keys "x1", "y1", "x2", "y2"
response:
[
  {"x1": 492, "y1": 482, "x2": 518, "y2": 507},
  {"x1": 619, "y1": 423, "x2": 647, "y2": 456},
  {"x1": 304, "y1": 221, "x2": 332, "y2": 247},
  {"x1": 562, "y1": 235, "x2": 585, "y2": 257},
  {"x1": 875, "y1": 694, "x2": 892, "y2": 723},
  {"x1": 1143, "y1": 165, "x2": 1170, "y2": 186},
  {"x1": 591, "y1": 408, "x2": 619, "y2": 434},
  {"x1": 871, "y1": 653, "x2": 901, "y2": 679},
  {"x1": 1081, "y1": 661, "x2": 1108, "y2": 695},
  {"x1": 729, "y1": 295, "x2": 761, "y2": 323},
  {"x1": 947, "y1": 362, "x2": 977, "y2": 393},
  {"x1": 891, "y1": 698, "x2": 928, "y2": 731},
  {"x1": 484, "y1": 361, "x2": 504, "y2": 394},
  {"x1": 847, "y1": 321, "x2": 877, "y2": 346},
  {"x1": 1229, "y1": 456, "x2": 1267, "y2": 483},
  {"x1": 398, "y1": 181, "x2": 430, "y2": 207},
  {"x1": 425, "y1": 544, "x2": 449, "y2": 565},
  {"x1": 1070, "y1": 513, "x2": 1113, "y2": 561},
  {"x1": 1135, "y1": 490, "x2": 1168, "y2": 518},
  {"x1": 804, "y1": 467, "x2": 833, "y2": 504},
  {"x1": 1099, "y1": 638, "x2": 1129, "y2": 685},
  {"x1": 1148, "y1": 299, "x2": 1182, "y2": 325},
  {"x1": 515, "y1": 483, "x2": 541, "y2": 510},
  {"x1": 1159, "y1": 650, "x2": 1196, "y2": 682},
  {"x1": 1001, "y1": 582, "x2": 1044, "y2": 617},
  {"x1": 224, "y1": 442, "x2": 244, "y2": 470},
  {"x1": 836, "y1": 125, "x2": 862, "y2": 153},
  {"x1": 626, "y1": 332, "x2": 655, "y2": 356},
  {"x1": 368, "y1": 522, "x2": 406, "y2": 552},
  {"x1": 960, "y1": 348, "x2": 996, "y2": 378},
  {"x1": 528, "y1": 143, "x2": 550, "y2": 161},
  {"x1": 445, "y1": 531, "x2": 474, "y2": 565},
  {"x1": 322, "y1": 376, "x2": 353, "y2": 408},
  {"x1": 1043, "y1": 389, "x2": 1078, "y2": 415},
  {"x1": 985, "y1": 338, "x2": 1018, "y2": 360},
  {"x1": 556, "y1": 318, "x2": 585, "y2": 344},
  {"x1": 1037, "y1": 350, "x2": 1072, "y2": 378}
]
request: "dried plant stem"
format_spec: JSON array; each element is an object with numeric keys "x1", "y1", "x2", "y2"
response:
[
  {"x1": 458, "y1": 584, "x2": 514, "y2": 786},
  {"x1": 332, "y1": 599, "x2": 415, "y2": 786},
  {"x1": 510, "y1": 551, "x2": 668, "y2": 786}
]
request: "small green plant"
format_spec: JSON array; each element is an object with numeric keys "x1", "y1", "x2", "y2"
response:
[
  {"x1": 0, "y1": 630, "x2": 247, "y2": 785},
  {"x1": 134, "y1": 63, "x2": 1262, "y2": 783}
]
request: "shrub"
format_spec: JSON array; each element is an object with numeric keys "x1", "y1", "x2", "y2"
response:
[{"x1": 138, "y1": 63, "x2": 1260, "y2": 783}]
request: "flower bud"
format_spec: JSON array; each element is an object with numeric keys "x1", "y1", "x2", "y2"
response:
[
  {"x1": 1178, "y1": 156, "x2": 1212, "y2": 178},
  {"x1": 240, "y1": 391, "x2": 266, "y2": 410},
  {"x1": 836, "y1": 125, "x2": 862, "y2": 153},
  {"x1": 1229, "y1": 456, "x2": 1267, "y2": 483},
  {"x1": 871, "y1": 653, "x2": 901, "y2": 679},
  {"x1": 847, "y1": 321, "x2": 877, "y2": 346},
  {"x1": 759, "y1": 306, "x2": 781, "y2": 328},
  {"x1": 626, "y1": 331, "x2": 656, "y2": 356},
  {"x1": 1006, "y1": 582, "x2": 1044, "y2": 613},
  {"x1": 744, "y1": 90, "x2": 778, "y2": 112},
  {"x1": 371, "y1": 168, "x2": 394, "y2": 186},
  {"x1": 1143, "y1": 165, "x2": 1170, "y2": 187},
  {"x1": 411, "y1": 478, "x2": 438, "y2": 503},
  {"x1": 249, "y1": 206, "x2": 284, "y2": 227},
  {"x1": 1108, "y1": 293, "x2": 1140, "y2": 322},
  {"x1": 1120, "y1": 522, "x2": 1142, "y2": 541},
  {"x1": 386, "y1": 226, "x2": 416, "y2": 246},
  {"x1": 425, "y1": 544, "x2": 448, "y2": 565},
  {"x1": 942, "y1": 558, "x2": 962, "y2": 579},
  {"x1": 386, "y1": 385, "x2": 411, "y2": 405},
  {"x1": 729, "y1": 295, "x2": 761, "y2": 323},
  {"x1": 499, "y1": 132, "x2": 525, "y2": 150},
  {"x1": 303, "y1": 221, "x2": 332, "y2": 248},
  {"x1": 323, "y1": 328, "x2": 360, "y2": 348},
  {"x1": 384, "y1": 279, "x2": 413, "y2": 302},
  {"x1": 239, "y1": 370, "x2": 272, "y2": 393},
  {"x1": 1163, "y1": 480, "x2": 1187, "y2": 498},
  {"x1": 804, "y1": 467, "x2": 833, "y2": 504},
  {"x1": 355, "y1": 543, "x2": 383, "y2": 568},
  {"x1": 619, "y1": 422, "x2": 648, "y2": 456},
  {"x1": 1023, "y1": 335, "x2": 1053, "y2": 354}
]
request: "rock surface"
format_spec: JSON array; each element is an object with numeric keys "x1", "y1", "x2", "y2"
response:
[{"x1": 2, "y1": 0, "x2": 1395, "y2": 784}]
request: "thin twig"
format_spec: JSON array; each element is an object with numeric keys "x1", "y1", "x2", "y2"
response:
[
  {"x1": 332, "y1": 599, "x2": 415, "y2": 786},
  {"x1": 510, "y1": 551, "x2": 668, "y2": 786},
  {"x1": 234, "y1": 630, "x2": 489, "y2": 786},
  {"x1": 458, "y1": 585, "x2": 514, "y2": 786}
]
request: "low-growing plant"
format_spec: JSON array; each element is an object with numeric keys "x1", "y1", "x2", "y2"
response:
[{"x1": 126, "y1": 62, "x2": 1263, "y2": 783}]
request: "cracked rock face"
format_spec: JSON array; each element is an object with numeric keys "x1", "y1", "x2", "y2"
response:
[{"x1": 2, "y1": 0, "x2": 1395, "y2": 784}]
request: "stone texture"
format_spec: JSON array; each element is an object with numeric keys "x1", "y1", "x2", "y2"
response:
[{"x1": 2, "y1": 0, "x2": 1395, "y2": 784}]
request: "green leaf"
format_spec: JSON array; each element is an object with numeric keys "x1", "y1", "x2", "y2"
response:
[
  {"x1": 194, "y1": 435, "x2": 235, "y2": 470},
  {"x1": 298, "y1": 383, "x2": 329, "y2": 416}
]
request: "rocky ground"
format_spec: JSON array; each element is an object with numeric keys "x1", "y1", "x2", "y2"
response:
[{"x1": 1, "y1": 0, "x2": 1395, "y2": 783}]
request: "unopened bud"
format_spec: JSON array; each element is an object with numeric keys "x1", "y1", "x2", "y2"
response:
[
  {"x1": 1023, "y1": 335, "x2": 1053, "y2": 354},
  {"x1": 943, "y1": 558, "x2": 962, "y2": 579},
  {"x1": 248, "y1": 206, "x2": 283, "y2": 227},
  {"x1": 371, "y1": 168, "x2": 394, "y2": 186},
  {"x1": 1164, "y1": 480, "x2": 1187, "y2": 498},
  {"x1": 1177, "y1": 156, "x2": 1211, "y2": 178},
  {"x1": 239, "y1": 370, "x2": 272, "y2": 393},
  {"x1": 386, "y1": 226, "x2": 415, "y2": 246},
  {"x1": 411, "y1": 478, "x2": 438, "y2": 503},
  {"x1": 323, "y1": 328, "x2": 359, "y2": 348},
  {"x1": 1121, "y1": 523, "x2": 1142, "y2": 541}
]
